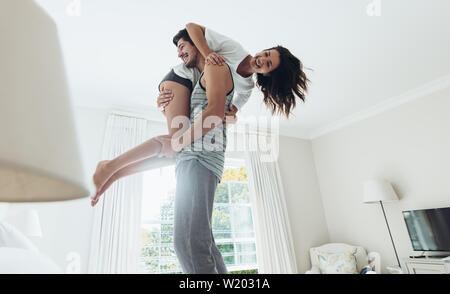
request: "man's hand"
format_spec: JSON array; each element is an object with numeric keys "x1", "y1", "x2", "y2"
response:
[
  {"x1": 157, "y1": 87, "x2": 174, "y2": 114},
  {"x1": 206, "y1": 52, "x2": 226, "y2": 66},
  {"x1": 155, "y1": 135, "x2": 180, "y2": 158},
  {"x1": 223, "y1": 103, "x2": 238, "y2": 125}
]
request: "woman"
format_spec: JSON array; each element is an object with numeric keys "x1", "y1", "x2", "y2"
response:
[{"x1": 91, "y1": 23, "x2": 309, "y2": 206}]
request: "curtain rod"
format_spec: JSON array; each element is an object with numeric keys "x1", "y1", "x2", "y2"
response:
[
  {"x1": 108, "y1": 109, "x2": 278, "y2": 136},
  {"x1": 109, "y1": 108, "x2": 165, "y2": 122}
]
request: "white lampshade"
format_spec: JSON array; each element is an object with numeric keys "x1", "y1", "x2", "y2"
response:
[
  {"x1": 4, "y1": 209, "x2": 43, "y2": 237},
  {"x1": 363, "y1": 179, "x2": 399, "y2": 203},
  {"x1": 0, "y1": 0, "x2": 89, "y2": 202}
]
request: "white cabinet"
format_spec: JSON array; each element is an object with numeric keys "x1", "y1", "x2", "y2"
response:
[{"x1": 404, "y1": 257, "x2": 450, "y2": 274}]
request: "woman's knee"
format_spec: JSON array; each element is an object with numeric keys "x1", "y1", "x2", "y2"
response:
[
  {"x1": 159, "y1": 81, "x2": 191, "y2": 136},
  {"x1": 159, "y1": 81, "x2": 190, "y2": 115}
]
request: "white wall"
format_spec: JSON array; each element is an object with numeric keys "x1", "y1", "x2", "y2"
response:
[
  {"x1": 311, "y1": 87, "x2": 450, "y2": 273},
  {"x1": 277, "y1": 136, "x2": 329, "y2": 273}
]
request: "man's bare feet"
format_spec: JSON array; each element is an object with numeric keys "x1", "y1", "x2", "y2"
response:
[{"x1": 92, "y1": 160, "x2": 115, "y2": 197}]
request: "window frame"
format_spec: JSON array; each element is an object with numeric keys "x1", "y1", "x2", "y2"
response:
[{"x1": 139, "y1": 157, "x2": 259, "y2": 274}]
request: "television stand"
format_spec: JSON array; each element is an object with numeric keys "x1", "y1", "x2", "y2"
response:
[
  {"x1": 409, "y1": 254, "x2": 450, "y2": 259},
  {"x1": 404, "y1": 256, "x2": 450, "y2": 274}
]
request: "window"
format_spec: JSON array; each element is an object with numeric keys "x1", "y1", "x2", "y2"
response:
[
  {"x1": 140, "y1": 158, "x2": 258, "y2": 274},
  {"x1": 213, "y1": 158, "x2": 258, "y2": 272},
  {"x1": 140, "y1": 165, "x2": 178, "y2": 274}
]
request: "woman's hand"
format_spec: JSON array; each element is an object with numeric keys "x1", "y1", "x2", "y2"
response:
[
  {"x1": 223, "y1": 103, "x2": 238, "y2": 125},
  {"x1": 157, "y1": 87, "x2": 174, "y2": 113},
  {"x1": 206, "y1": 52, "x2": 226, "y2": 66}
]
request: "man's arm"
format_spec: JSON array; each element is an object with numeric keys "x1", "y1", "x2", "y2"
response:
[
  {"x1": 175, "y1": 63, "x2": 233, "y2": 149},
  {"x1": 155, "y1": 64, "x2": 233, "y2": 156},
  {"x1": 155, "y1": 64, "x2": 232, "y2": 156}
]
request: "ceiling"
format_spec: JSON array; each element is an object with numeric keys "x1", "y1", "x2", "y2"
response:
[{"x1": 35, "y1": 0, "x2": 450, "y2": 139}]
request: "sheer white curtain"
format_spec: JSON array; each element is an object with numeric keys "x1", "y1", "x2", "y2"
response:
[
  {"x1": 88, "y1": 113, "x2": 148, "y2": 274},
  {"x1": 244, "y1": 131, "x2": 298, "y2": 274}
]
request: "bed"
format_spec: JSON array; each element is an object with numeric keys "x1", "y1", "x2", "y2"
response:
[{"x1": 0, "y1": 221, "x2": 63, "y2": 274}]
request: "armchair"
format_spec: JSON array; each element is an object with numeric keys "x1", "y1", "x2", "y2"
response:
[{"x1": 305, "y1": 243, "x2": 381, "y2": 274}]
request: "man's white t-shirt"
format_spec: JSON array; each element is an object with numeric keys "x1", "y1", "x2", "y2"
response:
[{"x1": 173, "y1": 28, "x2": 254, "y2": 110}]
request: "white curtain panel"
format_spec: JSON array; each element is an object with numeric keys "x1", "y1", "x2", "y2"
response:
[
  {"x1": 244, "y1": 131, "x2": 298, "y2": 274},
  {"x1": 88, "y1": 113, "x2": 148, "y2": 274}
]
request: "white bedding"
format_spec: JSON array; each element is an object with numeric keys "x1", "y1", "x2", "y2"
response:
[
  {"x1": 0, "y1": 247, "x2": 63, "y2": 274},
  {"x1": 0, "y1": 221, "x2": 63, "y2": 274},
  {"x1": 0, "y1": 221, "x2": 39, "y2": 251}
]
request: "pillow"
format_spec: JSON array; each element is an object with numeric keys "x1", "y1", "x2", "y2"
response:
[
  {"x1": 0, "y1": 247, "x2": 63, "y2": 274},
  {"x1": 0, "y1": 221, "x2": 39, "y2": 252},
  {"x1": 318, "y1": 252, "x2": 358, "y2": 274}
]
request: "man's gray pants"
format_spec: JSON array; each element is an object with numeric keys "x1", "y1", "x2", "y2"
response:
[{"x1": 174, "y1": 159, "x2": 228, "y2": 274}]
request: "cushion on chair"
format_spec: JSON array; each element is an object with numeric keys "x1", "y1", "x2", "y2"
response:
[
  {"x1": 310, "y1": 243, "x2": 370, "y2": 273},
  {"x1": 317, "y1": 252, "x2": 358, "y2": 274}
]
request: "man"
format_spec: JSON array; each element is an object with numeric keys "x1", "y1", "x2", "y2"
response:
[{"x1": 155, "y1": 29, "x2": 235, "y2": 274}]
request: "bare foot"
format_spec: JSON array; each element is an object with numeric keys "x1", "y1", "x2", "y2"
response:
[
  {"x1": 91, "y1": 172, "x2": 118, "y2": 207},
  {"x1": 92, "y1": 160, "x2": 115, "y2": 196}
]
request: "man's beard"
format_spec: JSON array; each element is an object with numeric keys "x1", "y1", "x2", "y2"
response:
[{"x1": 185, "y1": 53, "x2": 197, "y2": 68}]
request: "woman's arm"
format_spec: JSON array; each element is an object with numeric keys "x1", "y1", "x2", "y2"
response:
[
  {"x1": 186, "y1": 23, "x2": 225, "y2": 66},
  {"x1": 186, "y1": 23, "x2": 209, "y2": 58}
]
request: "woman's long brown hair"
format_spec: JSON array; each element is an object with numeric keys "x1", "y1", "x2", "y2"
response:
[{"x1": 256, "y1": 46, "x2": 310, "y2": 118}]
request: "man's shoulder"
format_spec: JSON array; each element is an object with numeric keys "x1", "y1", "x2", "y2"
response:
[
  {"x1": 200, "y1": 64, "x2": 234, "y2": 97},
  {"x1": 204, "y1": 63, "x2": 232, "y2": 78},
  {"x1": 201, "y1": 63, "x2": 233, "y2": 88}
]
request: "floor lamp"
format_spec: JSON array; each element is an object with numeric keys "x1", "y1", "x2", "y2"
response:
[
  {"x1": 363, "y1": 179, "x2": 401, "y2": 270},
  {"x1": 0, "y1": 0, "x2": 90, "y2": 203}
]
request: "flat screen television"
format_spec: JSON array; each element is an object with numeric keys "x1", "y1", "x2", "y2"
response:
[{"x1": 402, "y1": 207, "x2": 450, "y2": 252}]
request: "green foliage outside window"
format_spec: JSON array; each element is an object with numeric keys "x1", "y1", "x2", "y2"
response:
[{"x1": 141, "y1": 165, "x2": 257, "y2": 274}]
